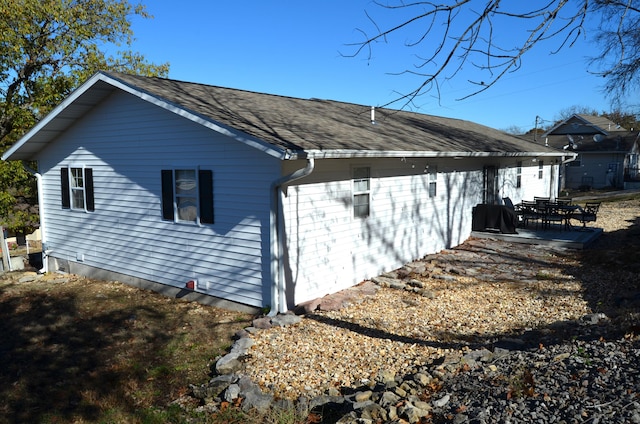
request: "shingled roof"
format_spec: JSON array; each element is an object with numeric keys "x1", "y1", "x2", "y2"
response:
[
  {"x1": 545, "y1": 132, "x2": 640, "y2": 153},
  {"x1": 543, "y1": 114, "x2": 626, "y2": 137},
  {"x1": 3, "y1": 71, "x2": 567, "y2": 161}
]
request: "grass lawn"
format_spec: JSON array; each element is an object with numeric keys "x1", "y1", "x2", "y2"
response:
[{"x1": 0, "y1": 272, "x2": 254, "y2": 423}]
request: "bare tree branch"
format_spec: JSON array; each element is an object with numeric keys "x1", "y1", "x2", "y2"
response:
[{"x1": 344, "y1": 1, "x2": 640, "y2": 109}]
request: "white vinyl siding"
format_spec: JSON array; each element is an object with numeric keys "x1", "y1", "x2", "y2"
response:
[
  {"x1": 33, "y1": 89, "x2": 563, "y2": 311},
  {"x1": 283, "y1": 157, "x2": 560, "y2": 305},
  {"x1": 282, "y1": 158, "x2": 484, "y2": 305},
  {"x1": 36, "y1": 91, "x2": 278, "y2": 308},
  {"x1": 498, "y1": 160, "x2": 556, "y2": 205}
]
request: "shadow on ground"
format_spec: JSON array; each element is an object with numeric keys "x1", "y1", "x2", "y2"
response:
[
  {"x1": 0, "y1": 290, "x2": 167, "y2": 423},
  {"x1": 0, "y1": 277, "x2": 251, "y2": 423}
]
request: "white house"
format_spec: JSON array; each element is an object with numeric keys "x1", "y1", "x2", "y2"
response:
[{"x1": 2, "y1": 72, "x2": 570, "y2": 312}]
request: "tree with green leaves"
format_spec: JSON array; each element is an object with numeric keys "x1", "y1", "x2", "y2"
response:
[{"x1": 0, "y1": 0, "x2": 169, "y2": 233}]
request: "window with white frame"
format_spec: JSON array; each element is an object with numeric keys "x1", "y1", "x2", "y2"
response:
[
  {"x1": 428, "y1": 166, "x2": 437, "y2": 198},
  {"x1": 161, "y1": 168, "x2": 214, "y2": 224},
  {"x1": 61, "y1": 166, "x2": 94, "y2": 211},
  {"x1": 516, "y1": 161, "x2": 522, "y2": 188},
  {"x1": 538, "y1": 160, "x2": 544, "y2": 179},
  {"x1": 353, "y1": 166, "x2": 370, "y2": 218}
]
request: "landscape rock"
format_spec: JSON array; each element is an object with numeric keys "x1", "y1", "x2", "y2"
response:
[
  {"x1": 251, "y1": 316, "x2": 272, "y2": 329},
  {"x1": 270, "y1": 313, "x2": 302, "y2": 327},
  {"x1": 18, "y1": 275, "x2": 39, "y2": 283},
  {"x1": 400, "y1": 402, "x2": 430, "y2": 423},
  {"x1": 207, "y1": 374, "x2": 236, "y2": 396},
  {"x1": 214, "y1": 353, "x2": 242, "y2": 375},
  {"x1": 432, "y1": 393, "x2": 450, "y2": 408},
  {"x1": 223, "y1": 384, "x2": 240, "y2": 402},
  {"x1": 230, "y1": 337, "x2": 254, "y2": 354}
]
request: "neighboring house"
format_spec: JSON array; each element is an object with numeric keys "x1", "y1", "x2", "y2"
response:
[
  {"x1": 2, "y1": 72, "x2": 570, "y2": 312},
  {"x1": 542, "y1": 114, "x2": 640, "y2": 190}
]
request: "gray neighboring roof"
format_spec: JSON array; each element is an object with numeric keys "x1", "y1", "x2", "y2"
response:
[
  {"x1": 545, "y1": 131, "x2": 640, "y2": 153},
  {"x1": 4, "y1": 71, "x2": 567, "y2": 161},
  {"x1": 544, "y1": 114, "x2": 626, "y2": 137}
]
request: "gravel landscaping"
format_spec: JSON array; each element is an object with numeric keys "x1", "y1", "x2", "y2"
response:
[{"x1": 199, "y1": 197, "x2": 640, "y2": 422}]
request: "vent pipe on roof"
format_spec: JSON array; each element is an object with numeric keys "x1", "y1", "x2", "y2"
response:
[{"x1": 371, "y1": 106, "x2": 376, "y2": 125}]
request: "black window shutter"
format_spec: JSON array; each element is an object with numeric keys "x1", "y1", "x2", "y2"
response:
[
  {"x1": 198, "y1": 169, "x2": 214, "y2": 224},
  {"x1": 84, "y1": 168, "x2": 95, "y2": 212},
  {"x1": 61, "y1": 168, "x2": 70, "y2": 209},
  {"x1": 161, "y1": 170, "x2": 174, "y2": 220}
]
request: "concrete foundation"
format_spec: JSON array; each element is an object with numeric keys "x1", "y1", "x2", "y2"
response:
[{"x1": 48, "y1": 256, "x2": 260, "y2": 314}]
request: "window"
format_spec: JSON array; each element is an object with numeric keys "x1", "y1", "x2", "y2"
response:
[
  {"x1": 61, "y1": 167, "x2": 94, "y2": 211},
  {"x1": 428, "y1": 166, "x2": 437, "y2": 198},
  {"x1": 353, "y1": 166, "x2": 370, "y2": 218},
  {"x1": 569, "y1": 155, "x2": 581, "y2": 167},
  {"x1": 161, "y1": 169, "x2": 213, "y2": 224},
  {"x1": 538, "y1": 160, "x2": 544, "y2": 179},
  {"x1": 516, "y1": 161, "x2": 522, "y2": 188}
]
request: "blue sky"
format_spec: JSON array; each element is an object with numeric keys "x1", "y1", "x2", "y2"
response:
[{"x1": 126, "y1": 1, "x2": 632, "y2": 132}]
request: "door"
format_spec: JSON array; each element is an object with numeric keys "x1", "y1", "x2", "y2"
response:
[{"x1": 483, "y1": 166, "x2": 498, "y2": 204}]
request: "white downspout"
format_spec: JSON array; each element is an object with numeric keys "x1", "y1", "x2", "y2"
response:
[
  {"x1": 22, "y1": 164, "x2": 48, "y2": 273},
  {"x1": 269, "y1": 157, "x2": 315, "y2": 316},
  {"x1": 559, "y1": 153, "x2": 578, "y2": 194}
]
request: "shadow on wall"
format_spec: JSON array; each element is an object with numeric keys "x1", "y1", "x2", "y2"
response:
[{"x1": 281, "y1": 163, "x2": 484, "y2": 309}]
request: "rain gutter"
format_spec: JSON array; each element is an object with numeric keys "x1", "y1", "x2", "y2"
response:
[
  {"x1": 22, "y1": 163, "x2": 48, "y2": 273},
  {"x1": 269, "y1": 157, "x2": 315, "y2": 316}
]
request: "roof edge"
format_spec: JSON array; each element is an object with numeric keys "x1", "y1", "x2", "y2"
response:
[
  {"x1": 2, "y1": 71, "x2": 288, "y2": 162},
  {"x1": 293, "y1": 150, "x2": 573, "y2": 160},
  {"x1": 2, "y1": 72, "x2": 108, "y2": 161}
]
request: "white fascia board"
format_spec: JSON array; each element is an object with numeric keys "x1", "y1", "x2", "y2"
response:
[
  {"x1": 2, "y1": 73, "x2": 107, "y2": 161},
  {"x1": 294, "y1": 149, "x2": 570, "y2": 160},
  {"x1": 3, "y1": 72, "x2": 288, "y2": 162}
]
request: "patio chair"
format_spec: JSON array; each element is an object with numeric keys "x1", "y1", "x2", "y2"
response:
[
  {"x1": 571, "y1": 202, "x2": 601, "y2": 229},
  {"x1": 502, "y1": 197, "x2": 515, "y2": 210},
  {"x1": 543, "y1": 203, "x2": 565, "y2": 229},
  {"x1": 520, "y1": 200, "x2": 541, "y2": 228},
  {"x1": 503, "y1": 197, "x2": 524, "y2": 226}
]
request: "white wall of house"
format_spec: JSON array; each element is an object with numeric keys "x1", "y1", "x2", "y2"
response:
[
  {"x1": 282, "y1": 156, "x2": 559, "y2": 306},
  {"x1": 36, "y1": 90, "x2": 280, "y2": 308},
  {"x1": 284, "y1": 157, "x2": 543, "y2": 305},
  {"x1": 485, "y1": 159, "x2": 556, "y2": 205},
  {"x1": 29, "y1": 87, "x2": 562, "y2": 311}
]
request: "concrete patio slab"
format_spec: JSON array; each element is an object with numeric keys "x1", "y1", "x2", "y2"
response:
[{"x1": 470, "y1": 226, "x2": 603, "y2": 249}]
